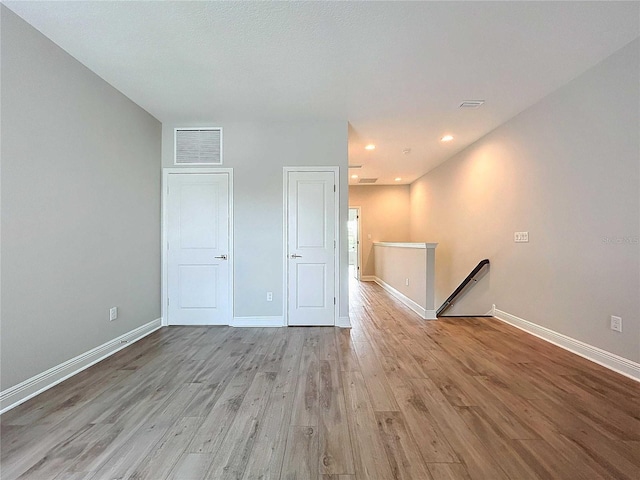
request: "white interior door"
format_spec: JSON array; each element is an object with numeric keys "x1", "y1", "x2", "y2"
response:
[
  {"x1": 167, "y1": 172, "x2": 231, "y2": 325},
  {"x1": 286, "y1": 170, "x2": 336, "y2": 326}
]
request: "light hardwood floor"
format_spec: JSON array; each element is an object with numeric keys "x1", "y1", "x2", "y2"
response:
[{"x1": 1, "y1": 279, "x2": 639, "y2": 479}]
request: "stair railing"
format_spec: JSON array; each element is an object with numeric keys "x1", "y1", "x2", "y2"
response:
[{"x1": 436, "y1": 259, "x2": 490, "y2": 317}]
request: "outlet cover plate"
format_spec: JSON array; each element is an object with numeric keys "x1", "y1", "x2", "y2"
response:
[
  {"x1": 109, "y1": 307, "x2": 118, "y2": 321},
  {"x1": 610, "y1": 315, "x2": 622, "y2": 332}
]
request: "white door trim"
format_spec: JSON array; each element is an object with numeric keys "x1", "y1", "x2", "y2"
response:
[
  {"x1": 349, "y1": 206, "x2": 362, "y2": 281},
  {"x1": 162, "y1": 168, "x2": 234, "y2": 326},
  {"x1": 283, "y1": 166, "x2": 340, "y2": 326}
]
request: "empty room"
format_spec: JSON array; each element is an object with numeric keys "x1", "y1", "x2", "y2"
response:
[{"x1": 1, "y1": 1, "x2": 638, "y2": 480}]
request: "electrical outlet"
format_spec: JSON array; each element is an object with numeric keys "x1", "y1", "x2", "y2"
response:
[
  {"x1": 405, "y1": 278, "x2": 409, "y2": 286},
  {"x1": 610, "y1": 315, "x2": 622, "y2": 332},
  {"x1": 109, "y1": 307, "x2": 118, "y2": 321},
  {"x1": 514, "y1": 231, "x2": 529, "y2": 243},
  {"x1": 266, "y1": 292, "x2": 273, "y2": 302}
]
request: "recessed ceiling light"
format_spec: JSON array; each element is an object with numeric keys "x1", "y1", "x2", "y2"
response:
[
  {"x1": 351, "y1": 174, "x2": 358, "y2": 179},
  {"x1": 395, "y1": 177, "x2": 402, "y2": 182},
  {"x1": 441, "y1": 135, "x2": 454, "y2": 142},
  {"x1": 365, "y1": 144, "x2": 376, "y2": 150}
]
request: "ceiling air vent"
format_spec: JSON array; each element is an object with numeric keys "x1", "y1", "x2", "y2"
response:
[
  {"x1": 175, "y1": 128, "x2": 223, "y2": 165},
  {"x1": 459, "y1": 100, "x2": 485, "y2": 109},
  {"x1": 358, "y1": 178, "x2": 378, "y2": 184}
]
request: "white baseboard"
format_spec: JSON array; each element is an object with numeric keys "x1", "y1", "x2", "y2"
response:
[
  {"x1": 424, "y1": 309, "x2": 437, "y2": 320},
  {"x1": 336, "y1": 316, "x2": 352, "y2": 328},
  {"x1": 493, "y1": 307, "x2": 639, "y2": 382},
  {"x1": 232, "y1": 316, "x2": 284, "y2": 327},
  {"x1": 360, "y1": 275, "x2": 376, "y2": 282},
  {"x1": 232, "y1": 316, "x2": 348, "y2": 328},
  {"x1": 373, "y1": 277, "x2": 435, "y2": 320},
  {"x1": 0, "y1": 318, "x2": 163, "y2": 414}
]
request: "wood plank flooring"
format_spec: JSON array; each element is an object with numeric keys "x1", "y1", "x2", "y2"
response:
[{"x1": 2, "y1": 279, "x2": 639, "y2": 479}]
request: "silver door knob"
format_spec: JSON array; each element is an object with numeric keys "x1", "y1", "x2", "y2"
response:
[
  {"x1": 290, "y1": 254, "x2": 302, "y2": 259},
  {"x1": 214, "y1": 254, "x2": 228, "y2": 260}
]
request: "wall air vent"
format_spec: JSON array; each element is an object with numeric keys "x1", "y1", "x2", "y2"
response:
[
  {"x1": 358, "y1": 178, "x2": 378, "y2": 184},
  {"x1": 459, "y1": 100, "x2": 485, "y2": 109},
  {"x1": 348, "y1": 164, "x2": 363, "y2": 169},
  {"x1": 174, "y1": 128, "x2": 223, "y2": 165}
]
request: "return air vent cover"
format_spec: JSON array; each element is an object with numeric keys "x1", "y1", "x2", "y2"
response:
[
  {"x1": 459, "y1": 100, "x2": 485, "y2": 109},
  {"x1": 358, "y1": 178, "x2": 378, "y2": 184},
  {"x1": 175, "y1": 128, "x2": 222, "y2": 165}
]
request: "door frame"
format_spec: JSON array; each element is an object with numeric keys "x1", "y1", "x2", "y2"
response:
[
  {"x1": 161, "y1": 168, "x2": 234, "y2": 327},
  {"x1": 348, "y1": 206, "x2": 362, "y2": 281},
  {"x1": 282, "y1": 166, "x2": 340, "y2": 326}
]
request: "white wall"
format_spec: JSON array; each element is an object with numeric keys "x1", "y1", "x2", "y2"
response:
[
  {"x1": 348, "y1": 185, "x2": 411, "y2": 277},
  {"x1": 410, "y1": 40, "x2": 639, "y2": 363},
  {"x1": 0, "y1": 7, "x2": 162, "y2": 390},
  {"x1": 162, "y1": 120, "x2": 349, "y2": 322},
  {"x1": 373, "y1": 244, "x2": 433, "y2": 313}
]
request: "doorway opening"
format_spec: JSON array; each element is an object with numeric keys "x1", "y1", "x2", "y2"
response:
[{"x1": 348, "y1": 207, "x2": 361, "y2": 280}]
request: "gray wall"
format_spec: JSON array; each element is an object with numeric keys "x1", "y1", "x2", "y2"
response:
[
  {"x1": 1, "y1": 8, "x2": 162, "y2": 390},
  {"x1": 410, "y1": 40, "x2": 639, "y2": 362},
  {"x1": 161, "y1": 120, "x2": 349, "y2": 321},
  {"x1": 349, "y1": 185, "x2": 411, "y2": 277}
]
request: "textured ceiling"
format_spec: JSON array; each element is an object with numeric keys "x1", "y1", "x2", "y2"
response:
[{"x1": 4, "y1": 1, "x2": 639, "y2": 184}]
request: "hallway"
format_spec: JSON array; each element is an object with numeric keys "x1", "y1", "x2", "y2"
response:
[{"x1": 347, "y1": 280, "x2": 640, "y2": 479}]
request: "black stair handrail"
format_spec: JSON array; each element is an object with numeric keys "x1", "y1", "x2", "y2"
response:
[{"x1": 436, "y1": 259, "x2": 490, "y2": 317}]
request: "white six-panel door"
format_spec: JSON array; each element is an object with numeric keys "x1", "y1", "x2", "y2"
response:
[
  {"x1": 166, "y1": 172, "x2": 231, "y2": 325},
  {"x1": 286, "y1": 170, "x2": 337, "y2": 326}
]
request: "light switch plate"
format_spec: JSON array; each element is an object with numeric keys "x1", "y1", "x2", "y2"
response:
[{"x1": 514, "y1": 232, "x2": 529, "y2": 243}]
